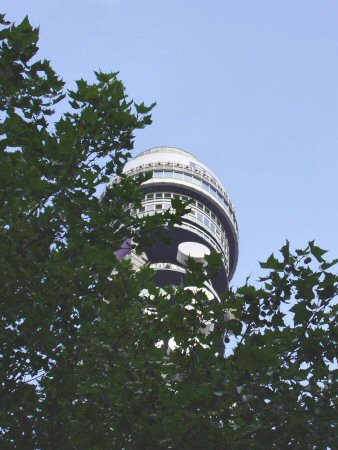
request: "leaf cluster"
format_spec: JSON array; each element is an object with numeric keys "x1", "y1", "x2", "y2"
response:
[{"x1": 0, "y1": 14, "x2": 337, "y2": 450}]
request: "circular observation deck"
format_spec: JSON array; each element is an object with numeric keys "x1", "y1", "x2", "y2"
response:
[{"x1": 124, "y1": 146, "x2": 239, "y2": 285}]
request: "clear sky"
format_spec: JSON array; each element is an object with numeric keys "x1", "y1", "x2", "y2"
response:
[{"x1": 5, "y1": 1, "x2": 338, "y2": 287}]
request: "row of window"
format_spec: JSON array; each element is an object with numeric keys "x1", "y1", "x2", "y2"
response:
[
  {"x1": 137, "y1": 203, "x2": 226, "y2": 258},
  {"x1": 130, "y1": 161, "x2": 218, "y2": 187},
  {"x1": 180, "y1": 221, "x2": 227, "y2": 259},
  {"x1": 138, "y1": 200, "x2": 227, "y2": 250},
  {"x1": 190, "y1": 211, "x2": 218, "y2": 235},
  {"x1": 151, "y1": 170, "x2": 236, "y2": 220},
  {"x1": 145, "y1": 192, "x2": 221, "y2": 225}
]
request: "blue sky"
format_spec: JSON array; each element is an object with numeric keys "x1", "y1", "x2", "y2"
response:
[{"x1": 5, "y1": 1, "x2": 338, "y2": 287}]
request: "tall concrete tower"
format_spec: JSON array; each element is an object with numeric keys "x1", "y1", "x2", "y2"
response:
[{"x1": 123, "y1": 146, "x2": 238, "y2": 298}]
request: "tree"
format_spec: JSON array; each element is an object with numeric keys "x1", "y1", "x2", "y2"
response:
[{"x1": 1, "y1": 14, "x2": 337, "y2": 449}]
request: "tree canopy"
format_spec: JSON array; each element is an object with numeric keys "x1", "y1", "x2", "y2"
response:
[{"x1": 0, "y1": 14, "x2": 337, "y2": 449}]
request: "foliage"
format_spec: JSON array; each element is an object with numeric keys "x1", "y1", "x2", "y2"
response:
[{"x1": 1, "y1": 14, "x2": 337, "y2": 450}]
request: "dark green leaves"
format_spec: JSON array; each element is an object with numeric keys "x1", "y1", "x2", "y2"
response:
[
  {"x1": 309, "y1": 240, "x2": 327, "y2": 262},
  {"x1": 260, "y1": 253, "x2": 284, "y2": 271},
  {"x1": 280, "y1": 239, "x2": 290, "y2": 263},
  {"x1": 0, "y1": 13, "x2": 165, "y2": 448},
  {"x1": 290, "y1": 302, "x2": 312, "y2": 326},
  {"x1": 1, "y1": 12, "x2": 337, "y2": 450},
  {"x1": 321, "y1": 258, "x2": 338, "y2": 271},
  {"x1": 236, "y1": 342, "x2": 279, "y2": 370}
]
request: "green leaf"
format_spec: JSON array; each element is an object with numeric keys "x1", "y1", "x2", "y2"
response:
[
  {"x1": 205, "y1": 252, "x2": 222, "y2": 268},
  {"x1": 224, "y1": 319, "x2": 242, "y2": 335},
  {"x1": 309, "y1": 240, "x2": 327, "y2": 262},
  {"x1": 290, "y1": 302, "x2": 312, "y2": 326},
  {"x1": 320, "y1": 258, "x2": 338, "y2": 271},
  {"x1": 135, "y1": 101, "x2": 156, "y2": 115},
  {"x1": 0, "y1": 14, "x2": 11, "y2": 26},
  {"x1": 280, "y1": 239, "x2": 290, "y2": 262},
  {"x1": 259, "y1": 253, "x2": 284, "y2": 271},
  {"x1": 236, "y1": 343, "x2": 279, "y2": 370}
]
